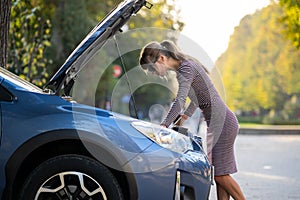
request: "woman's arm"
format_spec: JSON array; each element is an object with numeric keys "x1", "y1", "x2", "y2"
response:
[{"x1": 161, "y1": 63, "x2": 195, "y2": 127}]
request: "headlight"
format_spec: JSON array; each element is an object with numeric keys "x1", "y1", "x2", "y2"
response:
[{"x1": 131, "y1": 121, "x2": 193, "y2": 153}]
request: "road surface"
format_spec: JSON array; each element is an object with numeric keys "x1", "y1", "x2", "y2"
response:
[{"x1": 209, "y1": 134, "x2": 300, "y2": 200}]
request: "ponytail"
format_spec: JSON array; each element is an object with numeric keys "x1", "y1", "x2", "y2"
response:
[
  {"x1": 160, "y1": 40, "x2": 186, "y2": 61},
  {"x1": 160, "y1": 40, "x2": 209, "y2": 74}
]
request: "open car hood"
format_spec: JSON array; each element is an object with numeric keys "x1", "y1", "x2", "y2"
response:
[{"x1": 45, "y1": 0, "x2": 151, "y2": 95}]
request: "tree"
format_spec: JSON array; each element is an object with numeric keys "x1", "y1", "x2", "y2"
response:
[
  {"x1": 8, "y1": 0, "x2": 52, "y2": 86},
  {"x1": 45, "y1": 0, "x2": 95, "y2": 72},
  {"x1": 0, "y1": 0, "x2": 12, "y2": 68},
  {"x1": 279, "y1": 0, "x2": 300, "y2": 49},
  {"x1": 216, "y1": 2, "x2": 300, "y2": 116}
]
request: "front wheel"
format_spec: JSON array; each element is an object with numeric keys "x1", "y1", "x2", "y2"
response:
[{"x1": 18, "y1": 154, "x2": 124, "y2": 200}]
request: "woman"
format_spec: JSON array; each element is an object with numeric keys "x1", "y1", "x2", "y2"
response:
[{"x1": 139, "y1": 40, "x2": 246, "y2": 200}]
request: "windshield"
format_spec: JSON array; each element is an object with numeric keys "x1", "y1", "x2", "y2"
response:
[{"x1": 0, "y1": 67, "x2": 43, "y2": 93}]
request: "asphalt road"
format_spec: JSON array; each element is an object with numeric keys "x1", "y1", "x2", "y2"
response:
[{"x1": 209, "y1": 134, "x2": 300, "y2": 200}]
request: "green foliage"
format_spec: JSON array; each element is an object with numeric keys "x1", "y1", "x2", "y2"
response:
[
  {"x1": 45, "y1": 0, "x2": 95, "y2": 72},
  {"x1": 8, "y1": 0, "x2": 51, "y2": 87},
  {"x1": 129, "y1": 0, "x2": 183, "y2": 31},
  {"x1": 279, "y1": 0, "x2": 300, "y2": 49},
  {"x1": 216, "y1": 2, "x2": 300, "y2": 124}
]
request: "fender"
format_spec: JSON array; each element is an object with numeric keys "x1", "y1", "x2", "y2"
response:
[{"x1": 3, "y1": 129, "x2": 138, "y2": 200}]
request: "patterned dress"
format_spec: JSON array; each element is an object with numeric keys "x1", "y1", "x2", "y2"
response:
[{"x1": 161, "y1": 59, "x2": 238, "y2": 176}]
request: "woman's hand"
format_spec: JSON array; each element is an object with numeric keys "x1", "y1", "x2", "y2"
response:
[
  {"x1": 161, "y1": 124, "x2": 167, "y2": 128},
  {"x1": 175, "y1": 114, "x2": 188, "y2": 126},
  {"x1": 181, "y1": 114, "x2": 188, "y2": 120}
]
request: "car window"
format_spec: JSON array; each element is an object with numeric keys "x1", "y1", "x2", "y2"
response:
[{"x1": 0, "y1": 85, "x2": 13, "y2": 102}]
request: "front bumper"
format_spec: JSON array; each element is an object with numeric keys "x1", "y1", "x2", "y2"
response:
[
  {"x1": 124, "y1": 143, "x2": 212, "y2": 199},
  {"x1": 176, "y1": 150, "x2": 212, "y2": 200},
  {"x1": 176, "y1": 166, "x2": 214, "y2": 200}
]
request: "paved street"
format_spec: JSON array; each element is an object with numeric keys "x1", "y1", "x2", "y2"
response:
[{"x1": 209, "y1": 134, "x2": 300, "y2": 200}]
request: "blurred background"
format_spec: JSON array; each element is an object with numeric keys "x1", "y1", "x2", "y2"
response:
[{"x1": 1, "y1": 0, "x2": 300, "y2": 126}]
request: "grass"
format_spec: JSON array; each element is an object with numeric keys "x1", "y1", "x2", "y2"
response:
[{"x1": 239, "y1": 123, "x2": 300, "y2": 129}]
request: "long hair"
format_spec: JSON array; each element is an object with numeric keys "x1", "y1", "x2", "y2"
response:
[{"x1": 139, "y1": 40, "x2": 209, "y2": 74}]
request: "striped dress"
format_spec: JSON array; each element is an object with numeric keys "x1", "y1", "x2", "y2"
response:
[{"x1": 161, "y1": 59, "x2": 238, "y2": 176}]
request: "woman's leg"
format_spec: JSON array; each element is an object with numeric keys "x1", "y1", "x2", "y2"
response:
[
  {"x1": 216, "y1": 182, "x2": 230, "y2": 200},
  {"x1": 214, "y1": 174, "x2": 246, "y2": 200}
]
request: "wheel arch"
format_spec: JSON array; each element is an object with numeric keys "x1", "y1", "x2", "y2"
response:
[{"x1": 3, "y1": 129, "x2": 137, "y2": 200}]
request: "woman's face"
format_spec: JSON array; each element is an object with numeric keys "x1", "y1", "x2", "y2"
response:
[{"x1": 149, "y1": 55, "x2": 168, "y2": 77}]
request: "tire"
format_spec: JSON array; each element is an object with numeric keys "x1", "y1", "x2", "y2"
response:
[{"x1": 18, "y1": 154, "x2": 124, "y2": 200}]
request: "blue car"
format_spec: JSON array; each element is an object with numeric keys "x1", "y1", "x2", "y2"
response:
[{"x1": 0, "y1": 0, "x2": 212, "y2": 199}]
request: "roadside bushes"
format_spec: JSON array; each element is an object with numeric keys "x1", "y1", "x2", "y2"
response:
[{"x1": 237, "y1": 96, "x2": 300, "y2": 125}]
